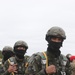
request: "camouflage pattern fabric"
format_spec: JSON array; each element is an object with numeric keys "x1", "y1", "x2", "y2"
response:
[
  {"x1": 2, "y1": 56, "x2": 29, "y2": 75},
  {"x1": 26, "y1": 51, "x2": 71, "y2": 75}
]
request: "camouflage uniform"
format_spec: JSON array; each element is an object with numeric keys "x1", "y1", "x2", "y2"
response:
[
  {"x1": 26, "y1": 51, "x2": 71, "y2": 75},
  {"x1": 3, "y1": 56, "x2": 29, "y2": 75},
  {"x1": 3, "y1": 40, "x2": 29, "y2": 75},
  {"x1": 26, "y1": 26, "x2": 71, "y2": 75},
  {"x1": 69, "y1": 56, "x2": 75, "y2": 75},
  {"x1": 70, "y1": 61, "x2": 75, "y2": 75}
]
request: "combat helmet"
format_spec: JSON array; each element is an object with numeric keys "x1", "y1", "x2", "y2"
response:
[
  {"x1": 2, "y1": 46, "x2": 13, "y2": 55},
  {"x1": 13, "y1": 40, "x2": 28, "y2": 50},
  {"x1": 45, "y1": 26, "x2": 66, "y2": 42},
  {"x1": 66, "y1": 54, "x2": 72, "y2": 60}
]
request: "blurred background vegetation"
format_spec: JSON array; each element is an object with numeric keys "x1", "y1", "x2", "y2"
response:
[{"x1": 0, "y1": 51, "x2": 3, "y2": 58}]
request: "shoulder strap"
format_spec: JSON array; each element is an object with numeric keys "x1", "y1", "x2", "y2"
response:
[
  {"x1": 23, "y1": 56, "x2": 29, "y2": 68},
  {"x1": 8, "y1": 57, "x2": 16, "y2": 65},
  {"x1": 42, "y1": 52, "x2": 48, "y2": 68},
  {"x1": 7, "y1": 58, "x2": 14, "y2": 75},
  {"x1": 37, "y1": 52, "x2": 48, "y2": 68}
]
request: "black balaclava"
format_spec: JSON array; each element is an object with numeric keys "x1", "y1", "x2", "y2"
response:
[
  {"x1": 14, "y1": 47, "x2": 26, "y2": 59},
  {"x1": 3, "y1": 51, "x2": 14, "y2": 63},
  {"x1": 47, "y1": 37, "x2": 63, "y2": 57}
]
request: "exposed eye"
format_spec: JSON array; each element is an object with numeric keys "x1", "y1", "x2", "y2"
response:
[
  {"x1": 51, "y1": 37, "x2": 62, "y2": 42},
  {"x1": 57, "y1": 38, "x2": 62, "y2": 42},
  {"x1": 17, "y1": 47, "x2": 25, "y2": 50}
]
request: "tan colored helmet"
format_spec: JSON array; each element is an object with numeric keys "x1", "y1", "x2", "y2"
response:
[
  {"x1": 14, "y1": 40, "x2": 28, "y2": 50},
  {"x1": 45, "y1": 26, "x2": 66, "y2": 41}
]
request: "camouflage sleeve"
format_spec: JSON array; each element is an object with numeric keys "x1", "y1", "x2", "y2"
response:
[
  {"x1": 69, "y1": 62, "x2": 75, "y2": 75},
  {"x1": 66, "y1": 60, "x2": 72, "y2": 75},
  {"x1": 1, "y1": 60, "x2": 11, "y2": 75},
  {"x1": 26, "y1": 54, "x2": 48, "y2": 75}
]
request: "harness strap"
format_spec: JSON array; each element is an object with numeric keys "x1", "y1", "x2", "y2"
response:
[
  {"x1": 8, "y1": 59, "x2": 14, "y2": 75},
  {"x1": 42, "y1": 52, "x2": 48, "y2": 68},
  {"x1": 25, "y1": 62, "x2": 28, "y2": 67}
]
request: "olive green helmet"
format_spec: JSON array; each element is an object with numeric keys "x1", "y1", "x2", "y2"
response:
[
  {"x1": 2, "y1": 46, "x2": 13, "y2": 55},
  {"x1": 14, "y1": 40, "x2": 28, "y2": 50},
  {"x1": 66, "y1": 54, "x2": 72, "y2": 59},
  {"x1": 45, "y1": 26, "x2": 66, "y2": 41}
]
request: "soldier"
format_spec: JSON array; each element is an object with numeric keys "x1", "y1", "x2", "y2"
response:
[
  {"x1": 26, "y1": 26, "x2": 71, "y2": 75},
  {"x1": 3, "y1": 40, "x2": 29, "y2": 75},
  {"x1": 0, "y1": 46, "x2": 15, "y2": 73},
  {"x1": 69, "y1": 56, "x2": 75, "y2": 75},
  {"x1": 2, "y1": 46, "x2": 15, "y2": 65}
]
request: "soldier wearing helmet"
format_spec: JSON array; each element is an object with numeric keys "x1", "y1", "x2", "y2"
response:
[
  {"x1": 0, "y1": 46, "x2": 14, "y2": 74},
  {"x1": 45, "y1": 26, "x2": 66, "y2": 57},
  {"x1": 26, "y1": 26, "x2": 71, "y2": 75},
  {"x1": 3, "y1": 40, "x2": 29, "y2": 75},
  {"x1": 2, "y1": 46, "x2": 15, "y2": 64},
  {"x1": 13, "y1": 40, "x2": 28, "y2": 59}
]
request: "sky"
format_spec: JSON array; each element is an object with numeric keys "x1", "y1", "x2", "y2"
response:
[{"x1": 0, "y1": 0, "x2": 75, "y2": 56}]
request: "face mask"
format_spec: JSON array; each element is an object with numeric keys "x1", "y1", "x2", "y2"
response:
[
  {"x1": 3, "y1": 51, "x2": 14, "y2": 61},
  {"x1": 48, "y1": 41, "x2": 62, "y2": 50},
  {"x1": 14, "y1": 49, "x2": 26, "y2": 59},
  {"x1": 47, "y1": 41, "x2": 62, "y2": 57}
]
